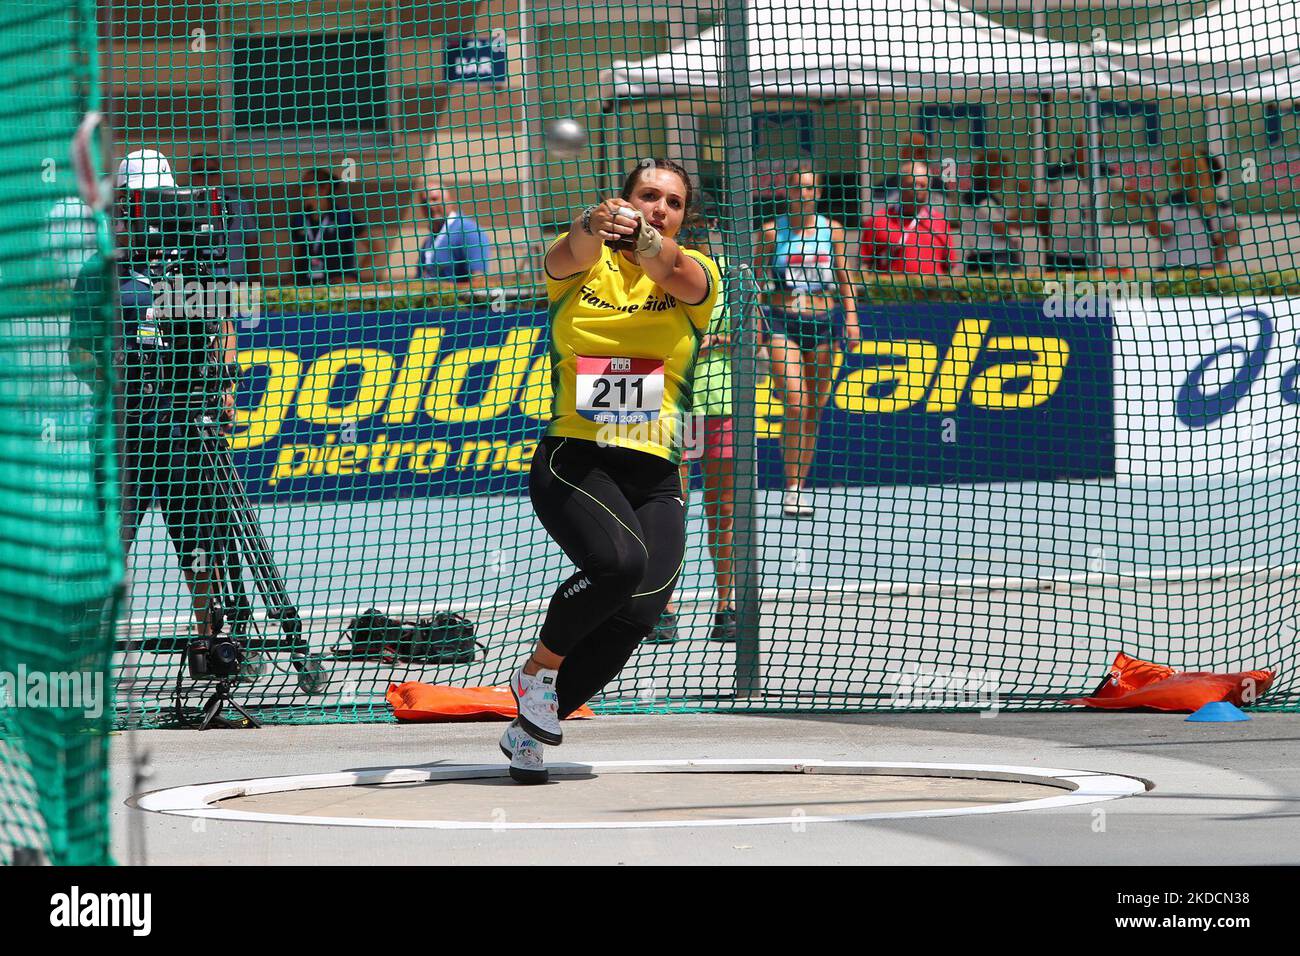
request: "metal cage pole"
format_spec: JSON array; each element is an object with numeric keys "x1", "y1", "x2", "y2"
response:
[
  {"x1": 719, "y1": 0, "x2": 761, "y2": 698},
  {"x1": 517, "y1": 0, "x2": 543, "y2": 278},
  {"x1": 1084, "y1": 84, "x2": 1107, "y2": 269}
]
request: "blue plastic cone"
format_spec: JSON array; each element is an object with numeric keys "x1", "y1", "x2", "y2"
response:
[{"x1": 1185, "y1": 701, "x2": 1250, "y2": 722}]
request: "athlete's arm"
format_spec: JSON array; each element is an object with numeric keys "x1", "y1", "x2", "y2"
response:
[
  {"x1": 1141, "y1": 195, "x2": 1172, "y2": 239},
  {"x1": 831, "y1": 221, "x2": 860, "y2": 345},
  {"x1": 545, "y1": 199, "x2": 632, "y2": 279},
  {"x1": 755, "y1": 222, "x2": 777, "y2": 294},
  {"x1": 634, "y1": 232, "x2": 709, "y2": 306},
  {"x1": 68, "y1": 347, "x2": 99, "y2": 386}
]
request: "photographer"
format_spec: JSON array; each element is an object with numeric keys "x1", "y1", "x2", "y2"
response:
[
  {"x1": 291, "y1": 168, "x2": 361, "y2": 285},
  {"x1": 68, "y1": 149, "x2": 238, "y2": 641}
]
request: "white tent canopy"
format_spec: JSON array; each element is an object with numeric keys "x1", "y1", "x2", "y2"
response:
[
  {"x1": 1092, "y1": 0, "x2": 1300, "y2": 103},
  {"x1": 602, "y1": 0, "x2": 1093, "y2": 102}
]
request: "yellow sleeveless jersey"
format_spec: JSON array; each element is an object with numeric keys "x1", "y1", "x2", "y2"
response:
[{"x1": 543, "y1": 233, "x2": 721, "y2": 463}]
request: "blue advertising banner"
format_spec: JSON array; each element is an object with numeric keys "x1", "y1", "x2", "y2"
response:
[
  {"x1": 771, "y1": 300, "x2": 1116, "y2": 487},
  {"x1": 231, "y1": 299, "x2": 1113, "y2": 501},
  {"x1": 233, "y1": 305, "x2": 550, "y2": 501}
]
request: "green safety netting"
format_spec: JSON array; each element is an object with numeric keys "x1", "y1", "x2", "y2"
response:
[
  {"x1": 0, "y1": 1, "x2": 117, "y2": 865},
  {"x1": 6, "y1": 0, "x2": 1300, "y2": 862}
]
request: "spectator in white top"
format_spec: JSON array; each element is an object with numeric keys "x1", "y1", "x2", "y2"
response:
[
  {"x1": 1141, "y1": 150, "x2": 1239, "y2": 270},
  {"x1": 959, "y1": 152, "x2": 1026, "y2": 274},
  {"x1": 1039, "y1": 136, "x2": 1104, "y2": 272}
]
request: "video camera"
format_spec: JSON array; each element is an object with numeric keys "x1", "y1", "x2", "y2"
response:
[
  {"x1": 123, "y1": 185, "x2": 228, "y2": 273},
  {"x1": 117, "y1": 186, "x2": 235, "y2": 426}
]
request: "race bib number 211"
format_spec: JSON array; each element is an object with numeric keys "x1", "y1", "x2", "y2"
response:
[{"x1": 576, "y1": 356, "x2": 665, "y2": 424}]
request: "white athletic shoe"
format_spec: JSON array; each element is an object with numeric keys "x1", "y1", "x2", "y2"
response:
[
  {"x1": 499, "y1": 719, "x2": 548, "y2": 785},
  {"x1": 782, "y1": 486, "x2": 814, "y2": 517},
  {"x1": 510, "y1": 664, "x2": 562, "y2": 745}
]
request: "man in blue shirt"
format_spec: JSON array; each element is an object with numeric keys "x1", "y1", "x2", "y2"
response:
[{"x1": 416, "y1": 178, "x2": 491, "y2": 283}]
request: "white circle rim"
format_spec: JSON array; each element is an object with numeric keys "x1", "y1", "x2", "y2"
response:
[{"x1": 133, "y1": 759, "x2": 1149, "y2": 830}]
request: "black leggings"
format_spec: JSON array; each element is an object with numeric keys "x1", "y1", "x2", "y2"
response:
[{"x1": 529, "y1": 436, "x2": 685, "y2": 717}]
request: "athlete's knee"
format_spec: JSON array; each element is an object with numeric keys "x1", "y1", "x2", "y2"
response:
[
  {"x1": 586, "y1": 548, "x2": 648, "y2": 597},
  {"x1": 619, "y1": 570, "x2": 678, "y2": 629}
]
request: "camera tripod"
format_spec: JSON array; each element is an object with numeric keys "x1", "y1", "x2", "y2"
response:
[
  {"x1": 195, "y1": 677, "x2": 262, "y2": 730},
  {"x1": 172, "y1": 415, "x2": 329, "y2": 728}
]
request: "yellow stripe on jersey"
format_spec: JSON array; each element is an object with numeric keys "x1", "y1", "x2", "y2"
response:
[{"x1": 543, "y1": 233, "x2": 722, "y2": 463}]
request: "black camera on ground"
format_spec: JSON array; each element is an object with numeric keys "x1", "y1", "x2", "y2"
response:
[{"x1": 186, "y1": 634, "x2": 244, "y2": 680}]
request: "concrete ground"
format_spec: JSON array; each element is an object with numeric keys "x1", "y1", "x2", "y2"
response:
[{"x1": 113, "y1": 710, "x2": 1300, "y2": 865}]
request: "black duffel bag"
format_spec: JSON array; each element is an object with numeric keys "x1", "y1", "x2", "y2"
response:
[{"x1": 334, "y1": 608, "x2": 478, "y2": 665}]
